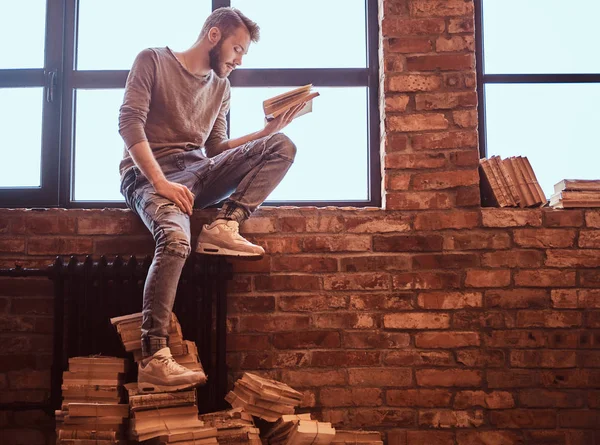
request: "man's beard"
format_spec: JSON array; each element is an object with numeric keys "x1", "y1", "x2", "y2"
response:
[{"x1": 209, "y1": 40, "x2": 228, "y2": 78}]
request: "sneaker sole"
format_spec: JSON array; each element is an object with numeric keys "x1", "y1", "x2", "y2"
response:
[
  {"x1": 138, "y1": 379, "x2": 207, "y2": 394},
  {"x1": 196, "y1": 243, "x2": 264, "y2": 258}
]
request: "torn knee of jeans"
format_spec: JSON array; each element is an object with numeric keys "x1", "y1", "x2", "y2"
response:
[
  {"x1": 155, "y1": 201, "x2": 183, "y2": 216},
  {"x1": 164, "y1": 236, "x2": 191, "y2": 258}
]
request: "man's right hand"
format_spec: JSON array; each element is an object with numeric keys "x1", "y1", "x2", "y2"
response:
[{"x1": 153, "y1": 179, "x2": 195, "y2": 216}]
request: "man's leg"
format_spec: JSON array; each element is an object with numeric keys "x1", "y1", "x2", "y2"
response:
[
  {"x1": 122, "y1": 171, "x2": 207, "y2": 392},
  {"x1": 193, "y1": 133, "x2": 297, "y2": 256}
]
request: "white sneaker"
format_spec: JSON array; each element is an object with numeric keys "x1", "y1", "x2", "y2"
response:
[
  {"x1": 138, "y1": 347, "x2": 207, "y2": 393},
  {"x1": 195, "y1": 220, "x2": 265, "y2": 258}
]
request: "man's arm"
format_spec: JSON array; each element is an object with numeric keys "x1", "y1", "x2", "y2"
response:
[{"x1": 129, "y1": 141, "x2": 195, "y2": 215}]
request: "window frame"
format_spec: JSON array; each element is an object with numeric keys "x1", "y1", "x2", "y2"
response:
[
  {"x1": 475, "y1": 0, "x2": 600, "y2": 159},
  {"x1": 1, "y1": 0, "x2": 380, "y2": 208}
]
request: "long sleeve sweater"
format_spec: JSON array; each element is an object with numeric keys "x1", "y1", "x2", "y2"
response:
[{"x1": 118, "y1": 47, "x2": 230, "y2": 177}]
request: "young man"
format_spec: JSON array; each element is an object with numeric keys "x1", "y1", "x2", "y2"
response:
[{"x1": 118, "y1": 7, "x2": 304, "y2": 393}]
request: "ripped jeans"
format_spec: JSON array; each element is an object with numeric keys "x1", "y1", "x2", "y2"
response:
[{"x1": 120, "y1": 133, "x2": 296, "y2": 356}]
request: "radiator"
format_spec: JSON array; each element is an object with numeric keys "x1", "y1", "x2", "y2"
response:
[{"x1": 0, "y1": 254, "x2": 233, "y2": 414}]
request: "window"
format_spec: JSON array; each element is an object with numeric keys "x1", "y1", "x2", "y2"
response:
[
  {"x1": 476, "y1": 0, "x2": 600, "y2": 198},
  {"x1": 0, "y1": 0, "x2": 379, "y2": 208}
]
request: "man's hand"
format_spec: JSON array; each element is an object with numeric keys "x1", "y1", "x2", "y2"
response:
[
  {"x1": 153, "y1": 179, "x2": 195, "y2": 216},
  {"x1": 262, "y1": 102, "x2": 307, "y2": 137}
]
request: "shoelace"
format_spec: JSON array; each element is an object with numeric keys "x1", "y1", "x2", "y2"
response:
[
  {"x1": 158, "y1": 356, "x2": 191, "y2": 374},
  {"x1": 222, "y1": 222, "x2": 245, "y2": 240}
]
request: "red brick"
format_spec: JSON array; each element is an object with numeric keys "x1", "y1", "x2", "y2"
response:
[
  {"x1": 484, "y1": 330, "x2": 546, "y2": 348},
  {"x1": 240, "y1": 351, "x2": 309, "y2": 369},
  {"x1": 238, "y1": 315, "x2": 309, "y2": 333},
  {"x1": 406, "y1": 54, "x2": 474, "y2": 71},
  {"x1": 273, "y1": 331, "x2": 340, "y2": 349},
  {"x1": 448, "y1": 17, "x2": 475, "y2": 33},
  {"x1": 388, "y1": 389, "x2": 452, "y2": 407},
  {"x1": 385, "y1": 152, "x2": 447, "y2": 169},
  {"x1": 271, "y1": 256, "x2": 337, "y2": 273},
  {"x1": 324, "y1": 273, "x2": 390, "y2": 291},
  {"x1": 449, "y1": 150, "x2": 479, "y2": 167},
  {"x1": 455, "y1": 350, "x2": 505, "y2": 368},
  {"x1": 313, "y1": 313, "x2": 375, "y2": 329},
  {"x1": 279, "y1": 295, "x2": 348, "y2": 312},
  {"x1": 551, "y1": 289, "x2": 578, "y2": 308},
  {"x1": 514, "y1": 228, "x2": 576, "y2": 248},
  {"x1": 487, "y1": 370, "x2": 539, "y2": 388},
  {"x1": 543, "y1": 209, "x2": 584, "y2": 227},
  {"x1": 482, "y1": 250, "x2": 544, "y2": 268},
  {"x1": 10, "y1": 212, "x2": 76, "y2": 235},
  {"x1": 254, "y1": 275, "x2": 321, "y2": 292},
  {"x1": 581, "y1": 269, "x2": 600, "y2": 287},
  {"x1": 485, "y1": 289, "x2": 549, "y2": 309},
  {"x1": 456, "y1": 431, "x2": 521, "y2": 445},
  {"x1": 374, "y1": 234, "x2": 443, "y2": 252},
  {"x1": 414, "y1": 211, "x2": 479, "y2": 231},
  {"x1": 481, "y1": 209, "x2": 542, "y2": 227},
  {"x1": 465, "y1": 269, "x2": 511, "y2": 288},
  {"x1": 387, "y1": 172, "x2": 412, "y2": 190},
  {"x1": 436, "y1": 35, "x2": 475, "y2": 52},
  {"x1": 385, "y1": 94, "x2": 411, "y2": 112},
  {"x1": 8, "y1": 370, "x2": 50, "y2": 390},
  {"x1": 230, "y1": 256, "x2": 271, "y2": 273},
  {"x1": 28, "y1": 237, "x2": 93, "y2": 255},
  {"x1": 443, "y1": 231, "x2": 511, "y2": 250},
  {"x1": 94, "y1": 236, "x2": 153, "y2": 255},
  {"x1": 228, "y1": 296, "x2": 274, "y2": 313},
  {"x1": 311, "y1": 351, "x2": 380, "y2": 367},
  {"x1": 276, "y1": 216, "x2": 306, "y2": 232},
  {"x1": 516, "y1": 311, "x2": 582, "y2": 328},
  {"x1": 443, "y1": 72, "x2": 476, "y2": 90},
  {"x1": 411, "y1": 131, "x2": 478, "y2": 150},
  {"x1": 281, "y1": 369, "x2": 346, "y2": 387},
  {"x1": 262, "y1": 237, "x2": 303, "y2": 254},
  {"x1": 341, "y1": 255, "x2": 411, "y2": 272},
  {"x1": 226, "y1": 334, "x2": 270, "y2": 352},
  {"x1": 239, "y1": 217, "x2": 276, "y2": 234},
  {"x1": 346, "y1": 408, "x2": 415, "y2": 428},
  {"x1": 382, "y1": 18, "x2": 446, "y2": 37},
  {"x1": 519, "y1": 389, "x2": 584, "y2": 408},
  {"x1": 412, "y1": 170, "x2": 479, "y2": 191},
  {"x1": 345, "y1": 214, "x2": 412, "y2": 233},
  {"x1": 386, "y1": 192, "x2": 453, "y2": 210},
  {"x1": 349, "y1": 368, "x2": 412, "y2": 387},
  {"x1": 393, "y1": 272, "x2": 460, "y2": 290},
  {"x1": 349, "y1": 294, "x2": 413, "y2": 311},
  {"x1": 388, "y1": 113, "x2": 449, "y2": 132},
  {"x1": 320, "y1": 387, "x2": 383, "y2": 407},
  {"x1": 387, "y1": 37, "x2": 433, "y2": 54},
  {"x1": 343, "y1": 332, "x2": 410, "y2": 349},
  {"x1": 579, "y1": 230, "x2": 600, "y2": 248},
  {"x1": 415, "y1": 331, "x2": 479, "y2": 348},
  {"x1": 301, "y1": 235, "x2": 371, "y2": 252},
  {"x1": 77, "y1": 214, "x2": 140, "y2": 235},
  {"x1": 384, "y1": 133, "x2": 410, "y2": 153},
  {"x1": 409, "y1": 0, "x2": 474, "y2": 17},
  {"x1": 407, "y1": 431, "x2": 454, "y2": 445},
  {"x1": 413, "y1": 253, "x2": 479, "y2": 270},
  {"x1": 511, "y1": 350, "x2": 577, "y2": 368},
  {"x1": 10, "y1": 298, "x2": 53, "y2": 315},
  {"x1": 384, "y1": 313, "x2": 450, "y2": 330},
  {"x1": 585, "y1": 210, "x2": 600, "y2": 228},
  {"x1": 419, "y1": 409, "x2": 484, "y2": 428},
  {"x1": 489, "y1": 409, "x2": 556, "y2": 428},
  {"x1": 227, "y1": 275, "x2": 251, "y2": 293},
  {"x1": 415, "y1": 92, "x2": 477, "y2": 111},
  {"x1": 452, "y1": 111, "x2": 478, "y2": 129},
  {"x1": 385, "y1": 350, "x2": 454, "y2": 367},
  {"x1": 0, "y1": 238, "x2": 25, "y2": 253},
  {"x1": 514, "y1": 270, "x2": 576, "y2": 288},
  {"x1": 418, "y1": 291, "x2": 482, "y2": 309},
  {"x1": 453, "y1": 311, "x2": 508, "y2": 329},
  {"x1": 416, "y1": 369, "x2": 482, "y2": 387},
  {"x1": 454, "y1": 391, "x2": 514, "y2": 409}
]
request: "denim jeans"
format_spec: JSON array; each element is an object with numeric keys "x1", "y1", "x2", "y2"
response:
[{"x1": 120, "y1": 133, "x2": 296, "y2": 356}]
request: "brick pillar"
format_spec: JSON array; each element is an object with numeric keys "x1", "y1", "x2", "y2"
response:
[{"x1": 379, "y1": 0, "x2": 480, "y2": 210}]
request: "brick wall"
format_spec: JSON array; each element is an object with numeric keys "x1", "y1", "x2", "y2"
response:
[{"x1": 1, "y1": 1, "x2": 599, "y2": 444}]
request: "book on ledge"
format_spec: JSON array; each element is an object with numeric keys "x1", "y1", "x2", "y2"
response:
[{"x1": 263, "y1": 84, "x2": 320, "y2": 121}]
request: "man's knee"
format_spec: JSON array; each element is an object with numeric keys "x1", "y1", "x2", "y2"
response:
[
  {"x1": 270, "y1": 133, "x2": 297, "y2": 162},
  {"x1": 160, "y1": 229, "x2": 191, "y2": 259}
]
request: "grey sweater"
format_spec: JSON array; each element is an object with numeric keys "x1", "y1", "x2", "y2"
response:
[{"x1": 118, "y1": 47, "x2": 230, "y2": 177}]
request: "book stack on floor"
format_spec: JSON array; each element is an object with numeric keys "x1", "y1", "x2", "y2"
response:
[
  {"x1": 479, "y1": 155, "x2": 546, "y2": 207},
  {"x1": 550, "y1": 179, "x2": 600, "y2": 208},
  {"x1": 110, "y1": 312, "x2": 202, "y2": 372},
  {"x1": 126, "y1": 382, "x2": 217, "y2": 443},
  {"x1": 331, "y1": 430, "x2": 383, "y2": 445},
  {"x1": 264, "y1": 413, "x2": 336, "y2": 445},
  {"x1": 224, "y1": 372, "x2": 303, "y2": 422},
  {"x1": 198, "y1": 407, "x2": 261, "y2": 444},
  {"x1": 55, "y1": 356, "x2": 128, "y2": 444}
]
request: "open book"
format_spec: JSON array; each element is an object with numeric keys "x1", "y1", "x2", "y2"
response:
[{"x1": 263, "y1": 84, "x2": 319, "y2": 121}]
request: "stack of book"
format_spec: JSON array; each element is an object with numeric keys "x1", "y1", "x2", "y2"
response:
[
  {"x1": 198, "y1": 408, "x2": 261, "y2": 444},
  {"x1": 479, "y1": 155, "x2": 546, "y2": 207},
  {"x1": 110, "y1": 312, "x2": 203, "y2": 372},
  {"x1": 224, "y1": 373, "x2": 303, "y2": 422},
  {"x1": 126, "y1": 382, "x2": 217, "y2": 443},
  {"x1": 550, "y1": 179, "x2": 600, "y2": 208},
  {"x1": 331, "y1": 430, "x2": 383, "y2": 445},
  {"x1": 55, "y1": 356, "x2": 128, "y2": 444},
  {"x1": 264, "y1": 414, "x2": 336, "y2": 444}
]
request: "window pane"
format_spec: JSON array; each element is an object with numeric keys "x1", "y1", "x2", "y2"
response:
[
  {"x1": 230, "y1": 87, "x2": 369, "y2": 201},
  {"x1": 485, "y1": 84, "x2": 600, "y2": 198},
  {"x1": 483, "y1": 0, "x2": 600, "y2": 74},
  {"x1": 73, "y1": 89, "x2": 125, "y2": 201},
  {"x1": 77, "y1": 1, "x2": 211, "y2": 70},
  {"x1": 0, "y1": 88, "x2": 43, "y2": 187},
  {"x1": 230, "y1": 0, "x2": 366, "y2": 68},
  {"x1": 0, "y1": 0, "x2": 46, "y2": 69}
]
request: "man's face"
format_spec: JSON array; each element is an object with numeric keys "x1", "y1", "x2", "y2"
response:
[{"x1": 209, "y1": 26, "x2": 251, "y2": 78}]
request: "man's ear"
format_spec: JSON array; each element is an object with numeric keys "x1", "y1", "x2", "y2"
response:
[{"x1": 208, "y1": 27, "x2": 222, "y2": 45}]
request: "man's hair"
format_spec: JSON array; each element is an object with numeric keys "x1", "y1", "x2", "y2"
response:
[{"x1": 199, "y1": 7, "x2": 260, "y2": 43}]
